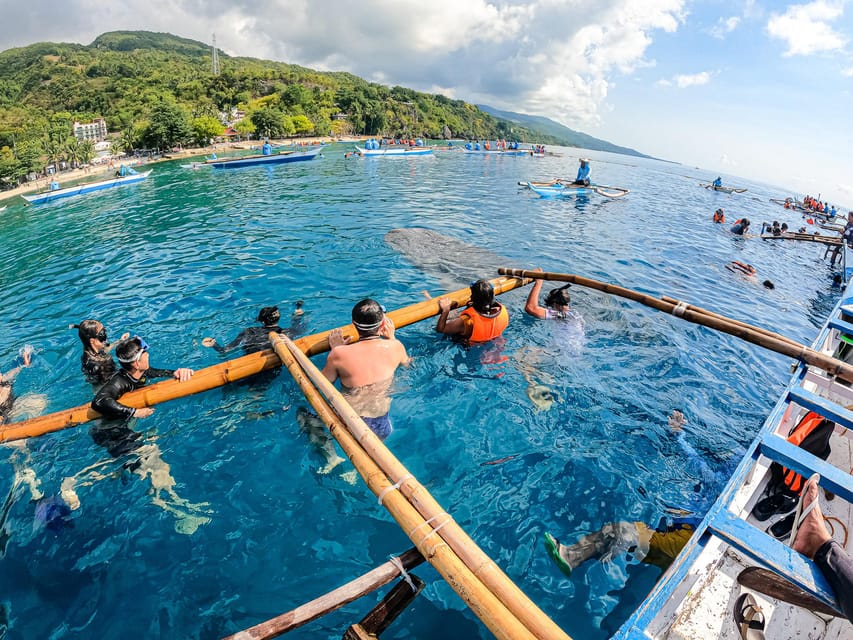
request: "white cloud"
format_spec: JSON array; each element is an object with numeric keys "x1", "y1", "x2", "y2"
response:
[
  {"x1": 657, "y1": 71, "x2": 711, "y2": 88},
  {"x1": 709, "y1": 16, "x2": 741, "y2": 39},
  {"x1": 767, "y1": 1, "x2": 847, "y2": 56},
  {"x1": 842, "y1": 67, "x2": 853, "y2": 76},
  {"x1": 0, "y1": 0, "x2": 687, "y2": 130}
]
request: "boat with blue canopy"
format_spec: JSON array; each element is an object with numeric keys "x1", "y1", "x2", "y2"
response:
[{"x1": 202, "y1": 146, "x2": 321, "y2": 169}]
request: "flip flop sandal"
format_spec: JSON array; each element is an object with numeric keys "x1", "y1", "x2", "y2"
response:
[
  {"x1": 788, "y1": 473, "x2": 820, "y2": 546},
  {"x1": 544, "y1": 532, "x2": 573, "y2": 577},
  {"x1": 734, "y1": 593, "x2": 766, "y2": 639}
]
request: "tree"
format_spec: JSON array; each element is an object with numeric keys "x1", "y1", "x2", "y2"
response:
[
  {"x1": 233, "y1": 118, "x2": 256, "y2": 139},
  {"x1": 330, "y1": 119, "x2": 351, "y2": 138},
  {"x1": 142, "y1": 100, "x2": 193, "y2": 150},
  {"x1": 191, "y1": 115, "x2": 225, "y2": 146},
  {"x1": 291, "y1": 114, "x2": 314, "y2": 136},
  {"x1": 250, "y1": 107, "x2": 289, "y2": 138}
]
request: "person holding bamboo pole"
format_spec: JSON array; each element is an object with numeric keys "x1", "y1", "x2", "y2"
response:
[
  {"x1": 436, "y1": 280, "x2": 509, "y2": 344},
  {"x1": 320, "y1": 299, "x2": 410, "y2": 441}
]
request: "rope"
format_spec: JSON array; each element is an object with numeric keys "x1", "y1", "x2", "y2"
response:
[
  {"x1": 824, "y1": 516, "x2": 849, "y2": 547},
  {"x1": 377, "y1": 474, "x2": 414, "y2": 505},
  {"x1": 388, "y1": 554, "x2": 418, "y2": 592},
  {"x1": 672, "y1": 301, "x2": 688, "y2": 318},
  {"x1": 408, "y1": 513, "x2": 452, "y2": 546}
]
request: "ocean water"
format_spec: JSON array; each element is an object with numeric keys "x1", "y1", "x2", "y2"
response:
[{"x1": 0, "y1": 144, "x2": 842, "y2": 639}]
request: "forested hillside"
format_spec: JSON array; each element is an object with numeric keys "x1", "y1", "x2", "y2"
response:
[{"x1": 0, "y1": 31, "x2": 568, "y2": 188}]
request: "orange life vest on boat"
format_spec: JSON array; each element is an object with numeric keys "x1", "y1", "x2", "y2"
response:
[
  {"x1": 776, "y1": 411, "x2": 834, "y2": 494},
  {"x1": 461, "y1": 304, "x2": 509, "y2": 343}
]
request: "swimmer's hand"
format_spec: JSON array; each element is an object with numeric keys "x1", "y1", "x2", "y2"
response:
[
  {"x1": 668, "y1": 410, "x2": 686, "y2": 432},
  {"x1": 379, "y1": 316, "x2": 395, "y2": 340},
  {"x1": 328, "y1": 328, "x2": 352, "y2": 349},
  {"x1": 201, "y1": 337, "x2": 217, "y2": 348},
  {"x1": 120, "y1": 332, "x2": 130, "y2": 341},
  {"x1": 438, "y1": 297, "x2": 457, "y2": 313},
  {"x1": 134, "y1": 407, "x2": 155, "y2": 418},
  {"x1": 173, "y1": 368, "x2": 194, "y2": 382}
]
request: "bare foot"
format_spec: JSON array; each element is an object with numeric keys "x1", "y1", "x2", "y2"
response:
[{"x1": 792, "y1": 478, "x2": 832, "y2": 558}]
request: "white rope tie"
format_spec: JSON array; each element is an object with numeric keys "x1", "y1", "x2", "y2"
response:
[
  {"x1": 377, "y1": 474, "x2": 414, "y2": 505},
  {"x1": 672, "y1": 301, "x2": 688, "y2": 317},
  {"x1": 407, "y1": 513, "x2": 452, "y2": 547},
  {"x1": 388, "y1": 554, "x2": 417, "y2": 592}
]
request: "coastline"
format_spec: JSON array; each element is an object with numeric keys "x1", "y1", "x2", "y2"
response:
[{"x1": 0, "y1": 135, "x2": 364, "y2": 204}]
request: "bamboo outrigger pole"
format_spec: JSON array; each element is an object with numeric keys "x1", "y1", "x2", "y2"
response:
[
  {"x1": 270, "y1": 335, "x2": 546, "y2": 640},
  {"x1": 760, "y1": 233, "x2": 841, "y2": 246},
  {"x1": 0, "y1": 276, "x2": 530, "y2": 443},
  {"x1": 498, "y1": 268, "x2": 853, "y2": 385}
]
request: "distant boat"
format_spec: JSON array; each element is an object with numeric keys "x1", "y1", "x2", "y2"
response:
[
  {"x1": 463, "y1": 148, "x2": 529, "y2": 156},
  {"x1": 0, "y1": 205, "x2": 6, "y2": 212},
  {"x1": 21, "y1": 171, "x2": 152, "y2": 205},
  {"x1": 700, "y1": 183, "x2": 748, "y2": 194},
  {"x1": 353, "y1": 146, "x2": 433, "y2": 157},
  {"x1": 203, "y1": 147, "x2": 322, "y2": 169}
]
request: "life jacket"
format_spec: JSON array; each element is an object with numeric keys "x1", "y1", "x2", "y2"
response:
[
  {"x1": 713, "y1": 211, "x2": 725, "y2": 223},
  {"x1": 461, "y1": 304, "x2": 509, "y2": 343},
  {"x1": 770, "y1": 411, "x2": 834, "y2": 494}
]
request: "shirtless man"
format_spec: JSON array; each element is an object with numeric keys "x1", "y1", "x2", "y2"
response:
[{"x1": 322, "y1": 298, "x2": 410, "y2": 440}]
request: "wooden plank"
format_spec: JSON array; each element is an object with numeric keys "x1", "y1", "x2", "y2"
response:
[{"x1": 352, "y1": 574, "x2": 425, "y2": 637}]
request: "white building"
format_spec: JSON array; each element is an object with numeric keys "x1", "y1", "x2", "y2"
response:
[{"x1": 73, "y1": 118, "x2": 108, "y2": 142}]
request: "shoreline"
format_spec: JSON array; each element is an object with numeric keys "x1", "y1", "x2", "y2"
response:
[{"x1": 0, "y1": 135, "x2": 364, "y2": 204}]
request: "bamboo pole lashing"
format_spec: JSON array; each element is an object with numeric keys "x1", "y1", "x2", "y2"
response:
[
  {"x1": 222, "y1": 548, "x2": 425, "y2": 640},
  {"x1": 272, "y1": 333, "x2": 570, "y2": 640},
  {"x1": 498, "y1": 268, "x2": 853, "y2": 385},
  {"x1": 270, "y1": 334, "x2": 540, "y2": 640},
  {"x1": 0, "y1": 276, "x2": 530, "y2": 443}
]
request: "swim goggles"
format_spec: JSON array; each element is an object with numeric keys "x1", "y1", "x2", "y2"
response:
[
  {"x1": 117, "y1": 336, "x2": 149, "y2": 363},
  {"x1": 95, "y1": 328, "x2": 107, "y2": 342},
  {"x1": 353, "y1": 305, "x2": 386, "y2": 332}
]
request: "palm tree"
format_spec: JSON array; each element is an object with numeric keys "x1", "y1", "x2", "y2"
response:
[
  {"x1": 78, "y1": 139, "x2": 96, "y2": 166},
  {"x1": 64, "y1": 137, "x2": 82, "y2": 169}
]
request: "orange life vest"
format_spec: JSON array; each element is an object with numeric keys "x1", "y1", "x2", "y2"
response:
[
  {"x1": 713, "y1": 211, "x2": 725, "y2": 223},
  {"x1": 461, "y1": 304, "x2": 509, "y2": 343},
  {"x1": 778, "y1": 411, "x2": 833, "y2": 494}
]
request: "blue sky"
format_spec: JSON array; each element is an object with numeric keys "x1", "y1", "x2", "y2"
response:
[{"x1": 1, "y1": 1, "x2": 851, "y2": 206}]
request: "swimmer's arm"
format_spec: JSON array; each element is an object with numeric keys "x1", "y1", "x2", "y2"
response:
[
  {"x1": 321, "y1": 352, "x2": 340, "y2": 384},
  {"x1": 92, "y1": 388, "x2": 136, "y2": 420},
  {"x1": 106, "y1": 333, "x2": 130, "y2": 353},
  {"x1": 524, "y1": 270, "x2": 547, "y2": 319},
  {"x1": 436, "y1": 298, "x2": 465, "y2": 335}
]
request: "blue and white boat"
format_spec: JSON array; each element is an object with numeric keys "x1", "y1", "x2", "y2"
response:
[
  {"x1": 205, "y1": 147, "x2": 321, "y2": 169},
  {"x1": 615, "y1": 246, "x2": 853, "y2": 638},
  {"x1": 353, "y1": 145, "x2": 433, "y2": 157},
  {"x1": 463, "y1": 148, "x2": 530, "y2": 156},
  {"x1": 521, "y1": 180, "x2": 630, "y2": 198},
  {"x1": 21, "y1": 170, "x2": 152, "y2": 205}
]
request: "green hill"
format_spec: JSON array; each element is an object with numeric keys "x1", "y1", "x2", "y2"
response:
[{"x1": 477, "y1": 105, "x2": 652, "y2": 158}]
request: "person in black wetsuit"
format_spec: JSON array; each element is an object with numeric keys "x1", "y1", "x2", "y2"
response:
[
  {"x1": 85, "y1": 337, "x2": 208, "y2": 534},
  {"x1": 72, "y1": 319, "x2": 130, "y2": 386},
  {"x1": 201, "y1": 303, "x2": 305, "y2": 355}
]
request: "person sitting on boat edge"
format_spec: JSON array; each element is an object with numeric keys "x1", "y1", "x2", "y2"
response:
[
  {"x1": 436, "y1": 280, "x2": 509, "y2": 344},
  {"x1": 202, "y1": 303, "x2": 304, "y2": 355},
  {"x1": 713, "y1": 208, "x2": 725, "y2": 223},
  {"x1": 713, "y1": 176, "x2": 723, "y2": 188},
  {"x1": 92, "y1": 336, "x2": 194, "y2": 420},
  {"x1": 320, "y1": 299, "x2": 410, "y2": 441},
  {"x1": 524, "y1": 268, "x2": 573, "y2": 320},
  {"x1": 72, "y1": 319, "x2": 130, "y2": 386},
  {"x1": 790, "y1": 475, "x2": 853, "y2": 623},
  {"x1": 730, "y1": 218, "x2": 750, "y2": 235},
  {"x1": 49, "y1": 178, "x2": 60, "y2": 191},
  {"x1": 573, "y1": 158, "x2": 591, "y2": 186}
]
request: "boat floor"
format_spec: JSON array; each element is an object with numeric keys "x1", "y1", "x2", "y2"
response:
[{"x1": 652, "y1": 430, "x2": 852, "y2": 640}]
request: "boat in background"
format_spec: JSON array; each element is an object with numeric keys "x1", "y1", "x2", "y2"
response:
[
  {"x1": 204, "y1": 147, "x2": 322, "y2": 169},
  {"x1": 615, "y1": 245, "x2": 853, "y2": 639},
  {"x1": 700, "y1": 182, "x2": 748, "y2": 194},
  {"x1": 463, "y1": 148, "x2": 530, "y2": 156},
  {"x1": 519, "y1": 179, "x2": 630, "y2": 198},
  {"x1": 353, "y1": 146, "x2": 433, "y2": 157},
  {"x1": 21, "y1": 170, "x2": 152, "y2": 205}
]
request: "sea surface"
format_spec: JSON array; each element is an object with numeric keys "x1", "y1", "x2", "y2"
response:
[{"x1": 0, "y1": 144, "x2": 843, "y2": 639}]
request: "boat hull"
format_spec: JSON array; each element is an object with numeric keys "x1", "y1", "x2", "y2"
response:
[
  {"x1": 21, "y1": 171, "x2": 152, "y2": 204},
  {"x1": 354, "y1": 146, "x2": 433, "y2": 157},
  {"x1": 208, "y1": 148, "x2": 321, "y2": 168}
]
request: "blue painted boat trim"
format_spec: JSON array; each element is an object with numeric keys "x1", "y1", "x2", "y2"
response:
[
  {"x1": 354, "y1": 146, "x2": 433, "y2": 157},
  {"x1": 785, "y1": 386, "x2": 853, "y2": 431},
  {"x1": 209, "y1": 148, "x2": 320, "y2": 168},
  {"x1": 758, "y1": 434, "x2": 853, "y2": 502},
  {"x1": 22, "y1": 171, "x2": 151, "y2": 204}
]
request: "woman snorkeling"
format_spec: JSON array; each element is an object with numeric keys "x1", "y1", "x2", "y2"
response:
[
  {"x1": 71, "y1": 319, "x2": 129, "y2": 386},
  {"x1": 524, "y1": 268, "x2": 573, "y2": 320}
]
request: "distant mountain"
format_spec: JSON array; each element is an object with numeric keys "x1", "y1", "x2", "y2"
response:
[{"x1": 477, "y1": 105, "x2": 652, "y2": 159}]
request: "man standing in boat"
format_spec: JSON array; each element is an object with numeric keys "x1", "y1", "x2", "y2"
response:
[
  {"x1": 261, "y1": 140, "x2": 272, "y2": 155},
  {"x1": 573, "y1": 158, "x2": 591, "y2": 186},
  {"x1": 321, "y1": 299, "x2": 410, "y2": 440}
]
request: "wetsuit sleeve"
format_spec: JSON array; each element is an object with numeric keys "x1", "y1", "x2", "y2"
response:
[
  {"x1": 146, "y1": 368, "x2": 176, "y2": 379},
  {"x1": 219, "y1": 329, "x2": 249, "y2": 353},
  {"x1": 92, "y1": 376, "x2": 136, "y2": 420}
]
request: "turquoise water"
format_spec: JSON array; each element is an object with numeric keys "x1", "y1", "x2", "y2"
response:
[{"x1": 0, "y1": 145, "x2": 842, "y2": 639}]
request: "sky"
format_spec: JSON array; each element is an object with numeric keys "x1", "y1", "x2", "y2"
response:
[{"x1": 1, "y1": 0, "x2": 852, "y2": 206}]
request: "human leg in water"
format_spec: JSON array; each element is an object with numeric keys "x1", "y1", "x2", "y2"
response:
[
  {"x1": 133, "y1": 444, "x2": 212, "y2": 535},
  {"x1": 296, "y1": 407, "x2": 346, "y2": 475},
  {"x1": 545, "y1": 522, "x2": 652, "y2": 576},
  {"x1": 515, "y1": 346, "x2": 559, "y2": 412}
]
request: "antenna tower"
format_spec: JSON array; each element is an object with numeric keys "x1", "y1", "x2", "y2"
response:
[{"x1": 211, "y1": 34, "x2": 220, "y2": 75}]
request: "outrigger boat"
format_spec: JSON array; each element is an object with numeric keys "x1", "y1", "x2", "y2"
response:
[
  {"x1": 21, "y1": 170, "x2": 152, "y2": 205},
  {"x1": 463, "y1": 148, "x2": 530, "y2": 156},
  {"x1": 186, "y1": 147, "x2": 322, "y2": 169},
  {"x1": 352, "y1": 145, "x2": 433, "y2": 157},
  {"x1": 700, "y1": 182, "x2": 748, "y2": 194},
  {"x1": 518, "y1": 179, "x2": 630, "y2": 198}
]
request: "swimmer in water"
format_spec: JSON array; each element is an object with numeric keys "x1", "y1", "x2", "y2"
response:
[
  {"x1": 202, "y1": 303, "x2": 305, "y2": 355},
  {"x1": 72, "y1": 319, "x2": 130, "y2": 386}
]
